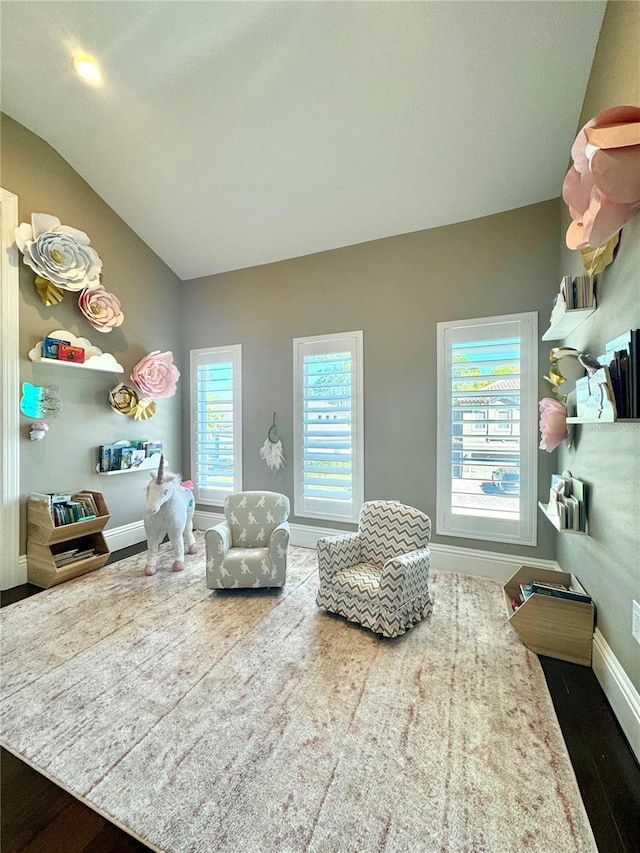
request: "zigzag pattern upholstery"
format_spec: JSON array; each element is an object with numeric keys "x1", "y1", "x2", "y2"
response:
[
  {"x1": 316, "y1": 500, "x2": 433, "y2": 637},
  {"x1": 205, "y1": 491, "x2": 290, "y2": 589}
]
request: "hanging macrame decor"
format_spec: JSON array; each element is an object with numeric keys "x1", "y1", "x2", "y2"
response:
[{"x1": 260, "y1": 412, "x2": 285, "y2": 472}]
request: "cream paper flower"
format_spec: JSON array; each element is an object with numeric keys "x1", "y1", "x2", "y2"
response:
[{"x1": 15, "y1": 213, "x2": 102, "y2": 291}]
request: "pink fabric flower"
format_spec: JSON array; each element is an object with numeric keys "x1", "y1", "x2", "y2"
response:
[
  {"x1": 562, "y1": 105, "x2": 640, "y2": 249},
  {"x1": 78, "y1": 285, "x2": 124, "y2": 333},
  {"x1": 539, "y1": 398, "x2": 568, "y2": 453},
  {"x1": 131, "y1": 351, "x2": 180, "y2": 399}
]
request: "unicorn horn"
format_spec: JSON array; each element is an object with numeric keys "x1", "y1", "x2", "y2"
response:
[{"x1": 156, "y1": 454, "x2": 165, "y2": 483}]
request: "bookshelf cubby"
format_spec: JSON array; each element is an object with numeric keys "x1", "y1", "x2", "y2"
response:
[
  {"x1": 27, "y1": 491, "x2": 111, "y2": 588},
  {"x1": 503, "y1": 566, "x2": 594, "y2": 666}
]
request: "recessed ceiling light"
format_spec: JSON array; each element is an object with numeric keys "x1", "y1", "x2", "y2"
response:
[{"x1": 73, "y1": 56, "x2": 102, "y2": 86}]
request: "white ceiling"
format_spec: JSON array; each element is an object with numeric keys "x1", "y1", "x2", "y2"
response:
[{"x1": 1, "y1": 1, "x2": 606, "y2": 281}]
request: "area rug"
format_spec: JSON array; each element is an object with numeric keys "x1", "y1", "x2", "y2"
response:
[{"x1": 1, "y1": 536, "x2": 596, "y2": 852}]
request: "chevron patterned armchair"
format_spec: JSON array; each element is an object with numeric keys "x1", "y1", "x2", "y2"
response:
[
  {"x1": 316, "y1": 500, "x2": 433, "y2": 637},
  {"x1": 205, "y1": 491, "x2": 290, "y2": 589}
]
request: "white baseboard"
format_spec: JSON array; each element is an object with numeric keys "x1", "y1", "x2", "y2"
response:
[
  {"x1": 104, "y1": 520, "x2": 147, "y2": 552},
  {"x1": 592, "y1": 628, "x2": 640, "y2": 764},
  {"x1": 428, "y1": 541, "x2": 559, "y2": 583},
  {"x1": 12, "y1": 555, "x2": 28, "y2": 587},
  {"x1": 193, "y1": 511, "x2": 559, "y2": 583}
]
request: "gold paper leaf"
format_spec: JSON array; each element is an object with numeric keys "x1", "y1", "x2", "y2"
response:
[
  {"x1": 34, "y1": 276, "x2": 64, "y2": 306},
  {"x1": 581, "y1": 233, "x2": 619, "y2": 276},
  {"x1": 133, "y1": 397, "x2": 157, "y2": 421}
]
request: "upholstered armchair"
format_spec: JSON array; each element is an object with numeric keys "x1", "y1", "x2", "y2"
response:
[
  {"x1": 316, "y1": 500, "x2": 433, "y2": 637},
  {"x1": 205, "y1": 491, "x2": 290, "y2": 589}
]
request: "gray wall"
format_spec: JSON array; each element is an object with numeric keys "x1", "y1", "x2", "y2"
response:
[
  {"x1": 556, "y1": 1, "x2": 640, "y2": 691},
  {"x1": 1, "y1": 114, "x2": 184, "y2": 549},
  {"x1": 181, "y1": 200, "x2": 560, "y2": 560}
]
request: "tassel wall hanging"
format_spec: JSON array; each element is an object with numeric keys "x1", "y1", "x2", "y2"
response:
[{"x1": 260, "y1": 412, "x2": 285, "y2": 472}]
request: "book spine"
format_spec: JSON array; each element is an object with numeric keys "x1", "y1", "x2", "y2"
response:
[{"x1": 531, "y1": 583, "x2": 591, "y2": 604}]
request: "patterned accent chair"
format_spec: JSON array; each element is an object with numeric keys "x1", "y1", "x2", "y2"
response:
[
  {"x1": 205, "y1": 491, "x2": 290, "y2": 589},
  {"x1": 316, "y1": 500, "x2": 433, "y2": 637}
]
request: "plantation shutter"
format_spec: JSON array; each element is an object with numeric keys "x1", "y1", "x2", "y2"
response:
[
  {"x1": 294, "y1": 332, "x2": 363, "y2": 522},
  {"x1": 190, "y1": 345, "x2": 242, "y2": 505},
  {"x1": 436, "y1": 314, "x2": 537, "y2": 546}
]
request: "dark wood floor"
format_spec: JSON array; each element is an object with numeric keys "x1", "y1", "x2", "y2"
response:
[{"x1": 2, "y1": 547, "x2": 639, "y2": 852}]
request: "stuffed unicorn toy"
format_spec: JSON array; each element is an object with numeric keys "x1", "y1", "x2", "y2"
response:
[{"x1": 143, "y1": 455, "x2": 197, "y2": 576}]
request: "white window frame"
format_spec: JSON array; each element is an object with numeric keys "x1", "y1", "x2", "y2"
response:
[
  {"x1": 436, "y1": 313, "x2": 538, "y2": 546},
  {"x1": 190, "y1": 344, "x2": 242, "y2": 506},
  {"x1": 293, "y1": 331, "x2": 364, "y2": 522}
]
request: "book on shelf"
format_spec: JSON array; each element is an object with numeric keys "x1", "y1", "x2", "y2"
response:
[
  {"x1": 72, "y1": 491, "x2": 100, "y2": 516},
  {"x1": 546, "y1": 472, "x2": 587, "y2": 531},
  {"x1": 42, "y1": 336, "x2": 70, "y2": 359},
  {"x1": 599, "y1": 329, "x2": 639, "y2": 419},
  {"x1": 555, "y1": 274, "x2": 594, "y2": 315},
  {"x1": 519, "y1": 583, "x2": 534, "y2": 603},
  {"x1": 51, "y1": 499, "x2": 97, "y2": 527},
  {"x1": 530, "y1": 582, "x2": 592, "y2": 604},
  {"x1": 53, "y1": 547, "x2": 97, "y2": 567},
  {"x1": 512, "y1": 578, "x2": 591, "y2": 608},
  {"x1": 98, "y1": 441, "x2": 163, "y2": 472}
]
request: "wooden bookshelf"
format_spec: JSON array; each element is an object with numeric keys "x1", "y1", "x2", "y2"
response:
[
  {"x1": 27, "y1": 492, "x2": 110, "y2": 588},
  {"x1": 503, "y1": 566, "x2": 594, "y2": 666}
]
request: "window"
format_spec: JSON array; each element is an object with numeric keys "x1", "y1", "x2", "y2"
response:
[
  {"x1": 190, "y1": 345, "x2": 242, "y2": 505},
  {"x1": 436, "y1": 313, "x2": 537, "y2": 546},
  {"x1": 293, "y1": 331, "x2": 364, "y2": 522}
]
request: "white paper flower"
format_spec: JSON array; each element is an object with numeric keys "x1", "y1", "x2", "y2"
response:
[{"x1": 15, "y1": 213, "x2": 102, "y2": 292}]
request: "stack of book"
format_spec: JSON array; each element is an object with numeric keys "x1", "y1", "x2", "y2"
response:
[
  {"x1": 29, "y1": 491, "x2": 100, "y2": 526},
  {"x1": 564, "y1": 273, "x2": 594, "y2": 309},
  {"x1": 512, "y1": 579, "x2": 592, "y2": 610},
  {"x1": 52, "y1": 546, "x2": 97, "y2": 568},
  {"x1": 600, "y1": 329, "x2": 639, "y2": 419},
  {"x1": 547, "y1": 472, "x2": 586, "y2": 531}
]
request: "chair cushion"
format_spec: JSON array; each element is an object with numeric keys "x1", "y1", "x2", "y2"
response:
[
  {"x1": 218, "y1": 547, "x2": 271, "y2": 587},
  {"x1": 332, "y1": 564, "x2": 381, "y2": 599},
  {"x1": 359, "y1": 500, "x2": 431, "y2": 567},
  {"x1": 225, "y1": 491, "x2": 289, "y2": 547}
]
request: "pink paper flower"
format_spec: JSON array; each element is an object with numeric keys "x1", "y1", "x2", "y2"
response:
[
  {"x1": 563, "y1": 105, "x2": 640, "y2": 249},
  {"x1": 131, "y1": 351, "x2": 180, "y2": 399},
  {"x1": 539, "y1": 398, "x2": 568, "y2": 453},
  {"x1": 78, "y1": 285, "x2": 124, "y2": 333}
]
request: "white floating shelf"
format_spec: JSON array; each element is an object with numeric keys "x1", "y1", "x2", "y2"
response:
[
  {"x1": 538, "y1": 501, "x2": 588, "y2": 534},
  {"x1": 567, "y1": 417, "x2": 639, "y2": 423},
  {"x1": 541, "y1": 305, "x2": 596, "y2": 341},
  {"x1": 29, "y1": 329, "x2": 124, "y2": 373}
]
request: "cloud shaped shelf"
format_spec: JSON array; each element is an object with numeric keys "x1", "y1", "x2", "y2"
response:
[{"x1": 28, "y1": 329, "x2": 124, "y2": 373}]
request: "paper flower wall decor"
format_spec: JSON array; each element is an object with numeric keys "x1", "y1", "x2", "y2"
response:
[
  {"x1": 15, "y1": 213, "x2": 103, "y2": 295},
  {"x1": 78, "y1": 285, "x2": 124, "y2": 333},
  {"x1": 109, "y1": 383, "x2": 139, "y2": 416},
  {"x1": 563, "y1": 105, "x2": 640, "y2": 253},
  {"x1": 130, "y1": 351, "x2": 180, "y2": 399},
  {"x1": 539, "y1": 398, "x2": 568, "y2": 453},
  {"x1": 109, "y1": 383, "x2": 157, "y2": 420}
]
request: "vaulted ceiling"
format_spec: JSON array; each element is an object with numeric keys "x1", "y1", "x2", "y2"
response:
[{"x1": 1, "y1": 1, "x2": 606, "y2": 280}]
